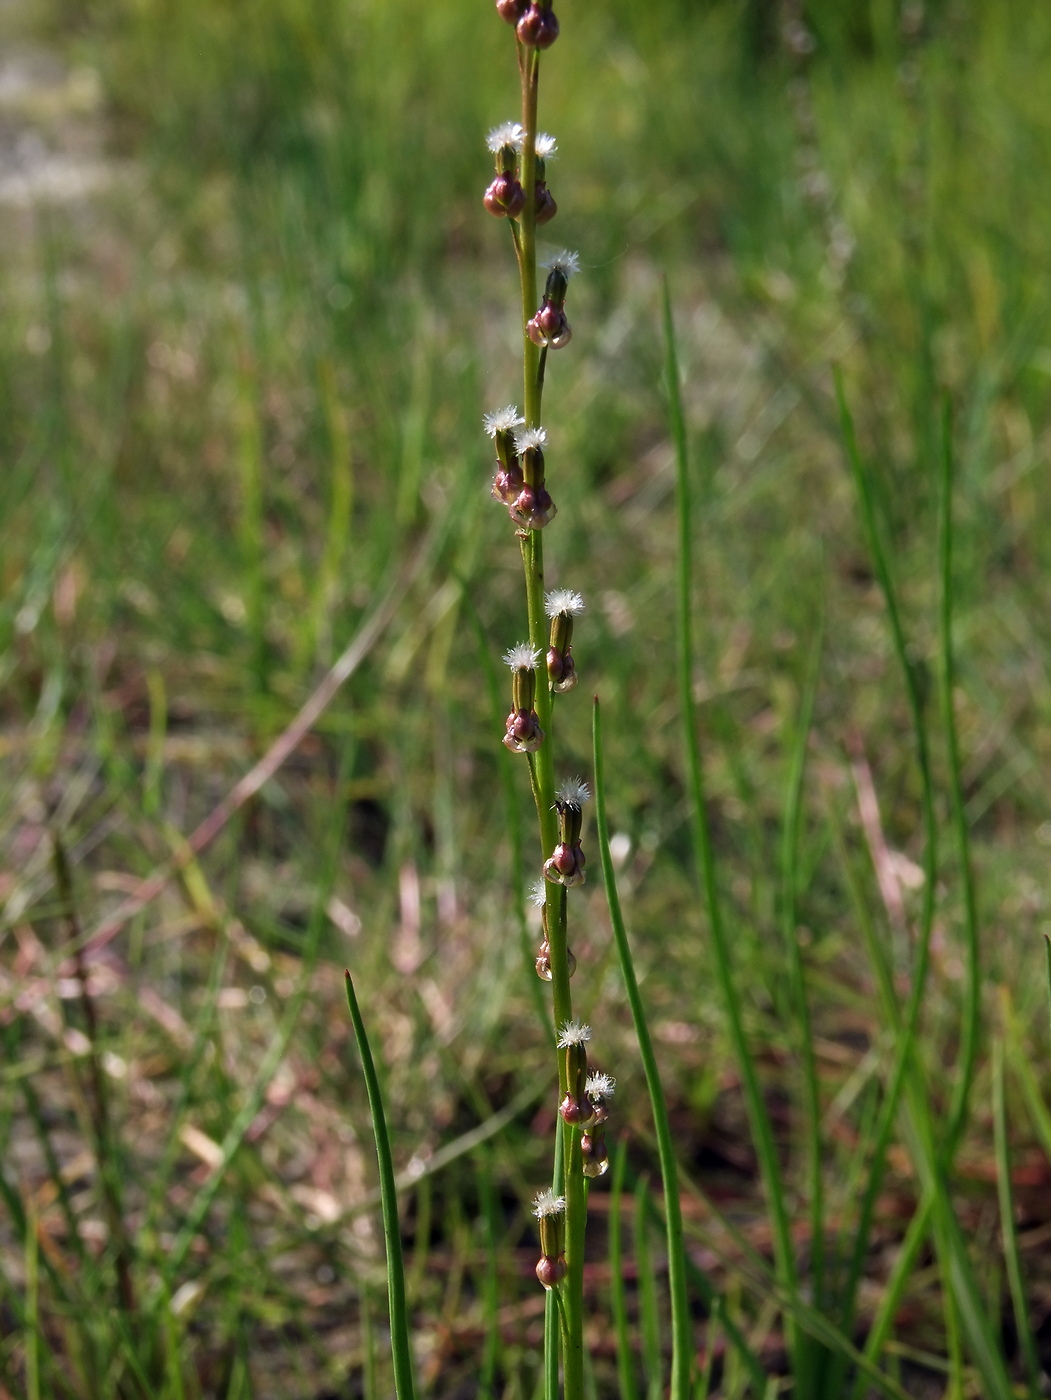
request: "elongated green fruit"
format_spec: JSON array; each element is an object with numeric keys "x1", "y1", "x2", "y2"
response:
[{"x1": 345, "y1": 969, "x2": 418, "y2": 1400}]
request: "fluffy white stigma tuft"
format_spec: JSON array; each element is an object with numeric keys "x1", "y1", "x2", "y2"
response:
[
  {"x1": 486, "y1": 122, "x2": 523, "y2": 153},
  {"x1": 534, "y1": 132, "x2": 558, "y2": 159},
  {"x1": 585, "y1": 1072, "x2": 615, "y2": 1099},
  {"x1": 515, "y1": 426, "x2": 547, "y2": 454},
  {"x1": 533, "y1": 1188, "x2": 567, "y2": 1219},
  {"x1": 557, "y1": 1019, "x2": 592, "y2": 1049},
  {"x1": 528, "y1": 878, "x2": 548, "y2": 908},
  {"x1": 544, "y1": 588, "x2": 585, "y2": 619},
  {"x1": 541, "y1": 249, "x2": 580, "y2": 277},
  {"x1": 483, "y1": 404, "x2": 525, "y2": 438},
  {"x1": 503, "y1": 643, "x2": 541, "y2": 672},
  {"x1": 554, "y1": 777, "x2": 590, "y2": 809}
]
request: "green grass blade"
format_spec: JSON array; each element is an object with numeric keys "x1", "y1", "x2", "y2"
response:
[
  {"x1": 838, "y1": 379, "x2": 1014, "y2": 1400},
  {"x1": 992, "y1": 1037, "x2": 1040, "y2": 1393},
  {"x1": 610, "y1": 1139, "x2": 639, "y2": 1400},
  {"x1": 634, "y1": 1179, "x2": 662, "y2": 1400},
  {"x1": 478, "y1": 1149, "x2": 500, "y2": 1400},
  {"x1": 344, "y1": 968, "x2": 418, "y2": 1400},
  {"x1": 779, "y1": 629, "x2": 827, "y2": 1389},
  {"x1": 694, "y1": 1296, "x2": 720, "y2": 1400},
  {"x1": 938, "y1": 400, "x2": 981, "y2": 1152},
  {"x1": 593, "y1": 695, "x2": 691, "y2": 1400},
  {"x1": 664, "y1": 281, "x2": 799, "y2": 1359}
]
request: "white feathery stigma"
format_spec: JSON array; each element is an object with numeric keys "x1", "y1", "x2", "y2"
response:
[
  {"x1": 541, "y1": 249, "x2": 580, "y2": 277},
  {"x1": 515, "y1": 426, "x2": 547, "y2": 454},
  {"x1": 533, "y1": 1189, "x2": 566, "y2": 1219},
  {"x1": 586, "y1": 1072, "x2": 616, "y2": 1100},
  {"x1": 504, "y1": 643, "x2": 541, "y2": 672},
  {"x1": 557, "y1": 1019, "x2": 592, "y2": 1049},
  {"x1": 486, "y1": 122, "x2": 523, "y2": 153},
  {"x1": 529, "y1": 878, "x2": 548, "y2": 908},
  {"x1": 554, "y1": 777, "x2": 590, "y2": 809},
  {"x1": 544, "y1": 588, "x2": 585, "y2": 618},
  {"x1": 535, "y1": 132, "x2": 558, "y2": 159},
  {"x1": 483, "y1": 405, "x2": 525, "y2": 438}
]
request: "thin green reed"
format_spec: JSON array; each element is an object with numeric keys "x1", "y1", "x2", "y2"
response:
[
  {"x1": 663, "y1": 283, "x2": 803, "y2": 1374},
  {"x1": 482, "y1": 4, "x2": 607, "y2": 1397},
  {"x1": 344, "y1": 969, "x2": 417, "y2": 1400},
  {"x1": 837, "y1": 383, "x2": 1013, "y2": 1400},
  {"x1": 593, "y1": 697, "x2": 691, "y2": 1400}
]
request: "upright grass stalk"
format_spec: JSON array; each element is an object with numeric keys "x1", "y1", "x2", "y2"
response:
[
  {"x1": 836, "y1": 381, "x2": 1014, "y2": 1400},
  {"x1": 778, "y1": 633, "x2": 827, "y2": 1389},
  {"x1": 481, "y1": 8, "x2": 596, "y2": 1397},
  {"x1": 936, "y1": 400, "x2": 981, "y2": 1153},
  {"x1": 593, "y1": 697, "x2": 691, "y2": 1399},
  {"x1": 344, "y1": 968, "x2": 417, "y2": 1400},
  {"x1": 992, "y1": 1037, "x2": 1040, "y2": 1393},
  {"x1": 663, "y1": 282, "x2": 802, "y2": 1369}
]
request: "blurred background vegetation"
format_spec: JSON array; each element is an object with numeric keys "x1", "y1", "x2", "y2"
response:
[{"x1": 4, "y1": 0, "x2": 1051, "y2": 1394}]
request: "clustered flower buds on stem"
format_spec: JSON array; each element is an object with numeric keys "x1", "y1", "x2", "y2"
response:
[
  {"x1": 502, "y1": 645, "x2": 545, "y2": 753},
  {"x1": 528, "y1": 251, "x2": 578, "y2": 349},
  {"x1": 545, "y1": 588, "x2": 584, "y2": 691},
  {"x1": 544, "y1": 777, "x2": 589, "y2": 886},
  {"x1": 533, "y1": 1189, "x2": 567, "y2": 1288},
  {"x1": 483, "y1": 4, "x2": 617, "y2": 1360}
]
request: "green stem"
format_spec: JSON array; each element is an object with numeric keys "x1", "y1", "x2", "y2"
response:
[
  {"x1": 514, "y1": 41, "x2": 582, "y2": 1400},
  {"x1": 664, "y1": 282, "x2": 799, "y2": 1353},
  {"x1": 344, "y1": 970, "x2": 418, "y2": 1400},
  {"x1": 937, "y1": 401, "x2": 980, "y2": 1154},
  {"x1": 594, "y1": 697, "x2": 692, "y2": 1400}
]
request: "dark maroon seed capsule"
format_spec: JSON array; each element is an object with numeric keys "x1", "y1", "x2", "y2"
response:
[
  {"x1": 534, "y1": 182, "x2": 558, "y2": 225},
  {"x1": 517, "y1": 4, "x2": 559, "y2": 48}
]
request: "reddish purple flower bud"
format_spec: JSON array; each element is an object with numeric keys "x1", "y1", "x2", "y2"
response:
[
  {"x1": 517, "y1": 2, "x2": 559, "y2": 47},
  {"x1": 545, "y1": 589, "x2": 584, "y2": 692},
  {"x1": 504, "y1": 706, "x2": 544, "y2": 753},
  {"x1": 503, "y1": 646, "x2": 545, "y2": 753},
  {"x1": 544, "y1": 778, "x2": 589, "y2": 885},
  {"x1": 496, "y1": 0, "x2": 528, "y2": 22},
  {"x1": 534, "y1": 181, "x2": 557, "y2": 224},
  {"x1": 527, "y1": 301, "x2": 572, "y2": 348},
  {"x1": 533, "y1": 1190, "x2": 567, "y2": 1287},
  {"x1": 544, "y1": 842, "x2": 586, "y2": 886},
  {"x1": 584, "y1": 1072, "x2": 615, "y2": 1128},
  {"x1": 484, "y1": 172, "x2": 526, "y2": 219},
  {"x1": 582, "y1": 1131, "x2": 609, "y2": 1178},
  {"x1": 509, "y1": 482, "x2": 557, "y2": 530},
  {"x1": 536, "y1": 1253, "x2": 567, "y2": 1288},
  {"x1": 492, "y1": 460, "x2": 525, "y2": 504},
  {"x1": 559, "y1": 1092, "x2": 593, "y2": 1125}
]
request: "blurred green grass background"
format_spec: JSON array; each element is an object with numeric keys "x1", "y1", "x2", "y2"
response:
[{"x1": 5, "y1": 0, "x2": 1051, "y2": 1394}]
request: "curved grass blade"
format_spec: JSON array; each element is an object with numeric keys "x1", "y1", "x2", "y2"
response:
[
  {"x1": 593, "y1": 694, "x2": 692, "y2": 1400},
  {"x1": 344, "y1": 968, "x2": 418, "y2": 1400}
]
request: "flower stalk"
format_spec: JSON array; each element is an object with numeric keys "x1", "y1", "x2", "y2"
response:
[{"x1": 482, "y1": 8, "x2": 600, "y2": 1397}]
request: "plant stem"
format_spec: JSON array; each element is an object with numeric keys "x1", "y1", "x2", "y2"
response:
[{"x1": 513, "y1": 41, "x2": 583, "y2": 1400}]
